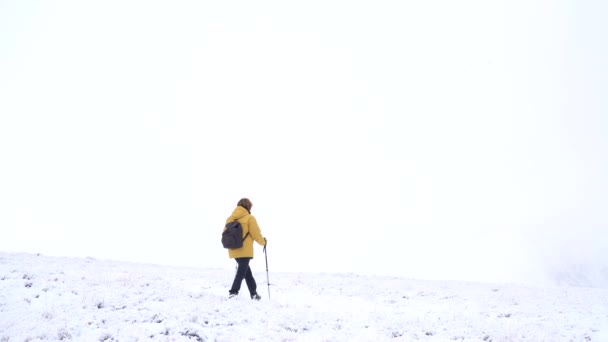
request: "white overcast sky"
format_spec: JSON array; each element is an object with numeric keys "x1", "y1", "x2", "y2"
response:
[{"x1": 1, "y1": 0, "x2": 606, "y2": 285}]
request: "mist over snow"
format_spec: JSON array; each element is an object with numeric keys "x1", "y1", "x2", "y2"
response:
[
  {"x1": 1, "y1": 0, "x2": 607, "y2": 299},
  {"x1": 1, "y1": 252, "x2": 607, "y2": 341}
]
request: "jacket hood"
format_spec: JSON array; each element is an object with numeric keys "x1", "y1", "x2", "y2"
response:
[{"x1": 230, "y1": 206, "x2": 250, "y2": 221}]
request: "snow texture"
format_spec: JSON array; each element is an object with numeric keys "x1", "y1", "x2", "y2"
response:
[{"x1": 0, "y1": 252, "x2": 607, "y2": 341}]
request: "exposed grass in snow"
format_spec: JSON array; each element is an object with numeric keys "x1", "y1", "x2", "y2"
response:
[{"x1": 0, "y1": 252, "x2": 607, "y2": 341}]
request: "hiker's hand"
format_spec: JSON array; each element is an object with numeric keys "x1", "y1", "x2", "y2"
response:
[{"x1": 264, "y1": 237, "x2": 267, "y2": 246}]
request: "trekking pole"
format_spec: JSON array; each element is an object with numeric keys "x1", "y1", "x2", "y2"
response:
[{"x1": 264, "y1": 240, "x2": 270, "y2": 300}]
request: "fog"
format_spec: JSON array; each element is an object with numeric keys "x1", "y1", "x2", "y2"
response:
[{"x1": 1, "y1": 1, "x2": 606, "y2": 287}]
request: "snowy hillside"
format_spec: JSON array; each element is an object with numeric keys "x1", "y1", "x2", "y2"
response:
[{"x1": 0, "y1": 252, "x2": 607, "y2": 341}]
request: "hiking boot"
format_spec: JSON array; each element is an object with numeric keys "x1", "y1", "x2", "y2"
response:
[
  {"x1": 228, "y1": 293, "x2": 237, "y2": 299},
  {"x1": 251, "y1": 293, "x2": 261, "y2": 301}
]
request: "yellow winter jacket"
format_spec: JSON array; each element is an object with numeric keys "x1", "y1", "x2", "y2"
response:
[{"x1": 224, "y1": 206, "x2": 266, "y2": 259}]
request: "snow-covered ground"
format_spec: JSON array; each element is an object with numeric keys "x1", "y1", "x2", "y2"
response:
[{"x1": 0, "y1": 252, "x2": 607, "y2": 341}]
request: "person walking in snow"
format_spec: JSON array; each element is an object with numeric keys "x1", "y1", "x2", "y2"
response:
[{"x1": 224, "y1": 198, "x2": 267, "y2": 300}]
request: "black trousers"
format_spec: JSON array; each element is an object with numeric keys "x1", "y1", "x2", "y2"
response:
[{"x1": 229, "y1": 257, "x2": 257, "y2": 296}]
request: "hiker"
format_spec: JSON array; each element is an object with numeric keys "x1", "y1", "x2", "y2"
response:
[{"x1": 224, "y1": 198, "x2": 267, "y2": 300}]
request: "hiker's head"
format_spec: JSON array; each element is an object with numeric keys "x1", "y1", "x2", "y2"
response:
[{"x1": 237, "y1": 198, "x2": 253, "y2": 213}]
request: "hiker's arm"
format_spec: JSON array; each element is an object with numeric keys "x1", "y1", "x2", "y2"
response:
[{"x1": 249, "y1": 216, "x2": 266, "y2": 246}]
